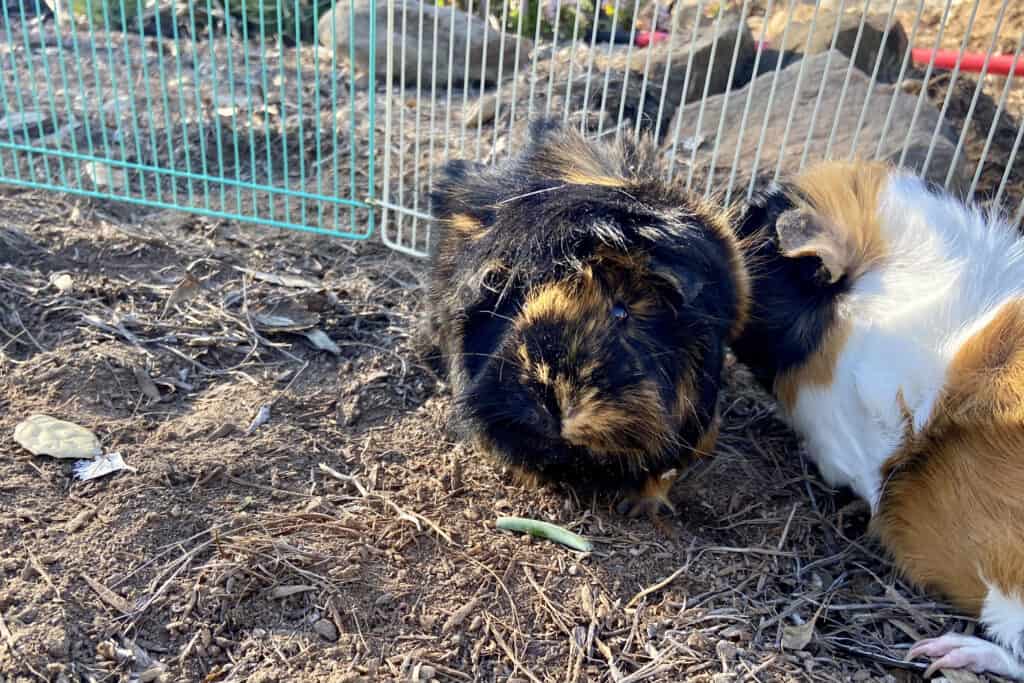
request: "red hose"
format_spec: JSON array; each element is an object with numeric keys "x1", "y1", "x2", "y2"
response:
[
  {"x1": 635, "y1": 32, "x2": 1024, "y2": 77},
  {"x1": 911, "y1": 48, "x2": 1024, "y2": 77},
  {"x1": 635, "y1": 30, "x2": 669, "y2": 47}
]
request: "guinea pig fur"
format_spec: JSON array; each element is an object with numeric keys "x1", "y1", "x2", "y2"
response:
[
  {"x1": 425, "y1": 119, "x2": 749, "y2": 518},
  {"x1": 732, "y1": 159, "x2": 1024, "y2": 679}
]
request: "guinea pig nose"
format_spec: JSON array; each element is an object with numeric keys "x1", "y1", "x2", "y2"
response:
[{"x1": 527, "y1": 407, "x2": 559, "y2": 438}]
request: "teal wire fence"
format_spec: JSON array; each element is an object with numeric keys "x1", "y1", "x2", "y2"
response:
[{"x1": 0, "y1": 0, "x2": 375, "y2": 239}]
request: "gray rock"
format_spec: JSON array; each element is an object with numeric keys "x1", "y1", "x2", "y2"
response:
[
  {"x1": 767, "y1": 9, "x2": 909, "y2": 83},
  {"x1": 664, "y1": 50, "x2": 966, "y2": 195},
  {"x1": 318, "y1": 0, "x2": 532, "y2": 89},
  {"x1": 595, "y1": 6, "x2": 755, "y2": 138}
]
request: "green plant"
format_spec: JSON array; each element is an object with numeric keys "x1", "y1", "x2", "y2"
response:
[{"x1": 223, "y1": 0, "x2": 332, "y2": 43}]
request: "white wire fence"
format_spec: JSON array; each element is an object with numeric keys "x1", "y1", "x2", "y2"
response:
[
  {"x1": 378, "y1": 0, "x2": 1024, "y2": 258},
  {"x1": 0, "y1": 0, "x2": 1020, "y2": 255}
]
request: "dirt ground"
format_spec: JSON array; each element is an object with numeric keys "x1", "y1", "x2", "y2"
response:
[
  {"x1": 0, "y1": 187, "x2": 945, "y2": 683},
  {"x1": 2, "y1": 3, "x2": 1024, "y2": 683}
]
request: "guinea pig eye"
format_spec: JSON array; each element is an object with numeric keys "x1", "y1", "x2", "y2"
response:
[{"x1": 611, "y1": 302, "x2": 629, "y2": 322}]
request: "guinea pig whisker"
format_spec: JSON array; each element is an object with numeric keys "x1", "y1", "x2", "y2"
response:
[
  {"x1": 496, "y1": 184, "x2": 568, "y2": 205},
  {"x1": 479, "y1": 310, "x2": 518, "y2": 324},
  {"x1": 429, "y1": 351, "x2": 527, "y2": 372}
]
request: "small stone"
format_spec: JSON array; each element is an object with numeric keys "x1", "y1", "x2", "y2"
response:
[
  {"x1": 46, "y1": 637, "x2": 67, "y2": 658},
  {"x1": 568, "y1": 564, "x2": 578, "y2": 576},
  {"x1": 852, "y1": 671, "x2": 872, "y2": 682},
  {"x1": 313, "y1": 618, "x2": 338, "y2": 642},
  {"x1": 49, "y1": 273, "x2": 73, "y2": 292},
  {"x1": 686, "y1": 631, "x2": 708, "y2": 649}
]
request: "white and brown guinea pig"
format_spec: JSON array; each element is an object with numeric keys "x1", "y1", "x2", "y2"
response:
[
  {"x1": 733, "y1": 160, "x2": 1024, "y2": 679},
  {"x1": 424, "y1": 119, "x2": 749, "y2": 519}
]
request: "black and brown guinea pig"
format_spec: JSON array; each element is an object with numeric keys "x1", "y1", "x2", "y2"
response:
[
  {"x1": 732, "y1": 159, "x2": 1024, "y2": 679},
  {"x1": 423, "y1": 119, "x2": 749, "y2": 519}
]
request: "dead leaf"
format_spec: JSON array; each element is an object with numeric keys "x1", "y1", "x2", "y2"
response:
[
  {"x1": 162, "y1": 271, "x2": 201, "y2": 316},
  {"x1": 245, "y1": 404, "x2": 271, "y2": 435},
  {"x1": 781, "y1": 616, "x2": 816, "y2": 650},
  {"x1": 251, "y1": 301, "x2": 320, "y2": 332},
  {"x1": 82, "y1": 574, "x2": 133, "y2": 614},
  {"x1": 269, "y1": 584, "x2": 317, "y2": 599},
  {"x1": 133, "y1": 366, "x2": 162, "y2": 402},
  {"x1": 236, "y1": 267, "x2": 322, "y2": 289},
  {"x1": 934, "y1": 669, "x2": 986, "y2": 683},
  {"x1": 14, "y1": 414, "x2": 102, "y2": 460},
  {"x1": 303, "y1": 329, "x2": 341, "y2": 355}
]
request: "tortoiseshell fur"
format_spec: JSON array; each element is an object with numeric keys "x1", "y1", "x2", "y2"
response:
[{"x1": 423, "y1": 120, "x2": 749, "y2": 516}]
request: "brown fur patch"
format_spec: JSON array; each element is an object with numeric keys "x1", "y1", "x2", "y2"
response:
[
  {"x1": 638, "y1": 470, "x2": 678, "y2": 508},
  {"x1": 561, "y1": 380, "x2": 674, "y2": 464},
  {"x1": 874, "y1": 297, "x2": 1024, "y2": 616},
  {"x1": 534, "y1": 134, "x2": 627, "y2": 188},
  {"x1": 449, "y1": 213, "x2": 486, "y2": 241},
  {"x1": 693, "y1": 415, "x2": 720, "y2": 458},
  {"x1": 706, "y1": 202, "x2": 751, "y2": 340},
  {"x1": 775, "y1": 322, "x2": 852, "y2": 410},
  {"x1": 507, "y1": 463, "x2": 545, "y2": 489},
  {"x1": 786, "y1": 160, "x2": 891, "y2": 283},
  {"x1": 518, "y1": 250, "x2": 666, "y2": 339}
]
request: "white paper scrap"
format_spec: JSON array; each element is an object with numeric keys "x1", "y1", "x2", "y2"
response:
[{"x1": 73, "y1": 452, "x2": 136, "y2": 481}]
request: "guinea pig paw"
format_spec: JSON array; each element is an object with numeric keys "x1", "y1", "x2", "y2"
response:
[
  {"x1": 616, "y1": 470, "x2": 680, "y2": 519},
  {"x1": 909, "y1": 633, "x2": 1024, "y2": 679},
  {"x1": 616, "y1": 494, "x2": 676, "y2": 520}
]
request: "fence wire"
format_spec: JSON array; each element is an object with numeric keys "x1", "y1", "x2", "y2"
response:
[
  {"x1": 380, "y1": 0, "x2": 1024, "y2": 257},
  {"x1": 0, "y1": 0, "x2": 375, "y2": 238},
  {"x1": 0, "y1": 0, "x2": 1021, "y2": 256}
]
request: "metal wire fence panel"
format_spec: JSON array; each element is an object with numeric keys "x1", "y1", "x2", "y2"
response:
[
  {"x1": 378, "y1": 0, "x2": 1024, "y2": 258},
  {"x1": 2, "y1": 0, "x2": 1022, "y2": 255},
  {"x1": 0, "y1": 0, "x2": 375, "y2": 238}
]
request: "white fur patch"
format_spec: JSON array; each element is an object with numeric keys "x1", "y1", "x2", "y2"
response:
[
  {"x1": 983, "y1": 582, "x2": 1024, "y2": 659},
  {"x1": 785, "y1": 171, "x2": 1024, "y2": 511}
]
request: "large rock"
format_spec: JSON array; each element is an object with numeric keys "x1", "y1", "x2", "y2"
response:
[
  {"x1": 461, "y1": 45, "x2": 668, "y2": 145},
  {"x1": 596, "y1": 5, "x2": 755, "y2": 138},
  {"x1": 318, "y1": 0, "x2": 532, "y2": 89},
  {"x1": 664, "y1": 50, "x2": 966, "y2": 194},
  {"x1": 766, "y1": 8, "x2": 909, "y2": 83}
]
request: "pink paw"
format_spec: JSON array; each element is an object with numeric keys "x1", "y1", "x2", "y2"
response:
[{"x1": 909, "y1": 632, "x2": 1024, "y2": 680}]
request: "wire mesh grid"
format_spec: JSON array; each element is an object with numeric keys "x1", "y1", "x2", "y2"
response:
[
  {"x1": 380, "y1": 0, "x2": 1024, "y2": 257},
  {"x1": 0, "y1": 0, "x2": 1022, "y2": 255},
  {"x1": 0, "y1": 0, "x2": 375, "y2": 238}
]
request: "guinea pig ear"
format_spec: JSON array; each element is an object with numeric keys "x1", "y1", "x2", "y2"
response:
[
  {"x1": 527, "y1": 117, "x2": 565, "y2": 146},
  {"x1": 736, "y1": 177, "x2": 792, "y2": 241},
  {"x1": 649, "y1": 257, "x2": 705, "y2": 306},
  {"x1": 431, "y1": 158, "x2": 503, "y2": 243},
  {"x1": 774, "y1": 208, "x2": 846, "y2": 285},
  {"x1": 431, "y1": 158, "x2": 488, "y2": 219}
]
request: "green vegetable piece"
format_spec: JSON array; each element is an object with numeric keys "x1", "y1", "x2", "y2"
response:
[{"x1": 495, "y1": 516, "x2": 593, "y2": 552}]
